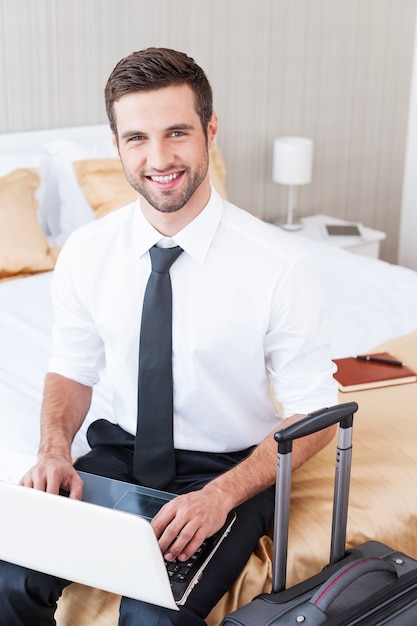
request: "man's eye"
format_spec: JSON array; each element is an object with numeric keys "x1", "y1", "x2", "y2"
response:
[
  {"x1": 128, "y1": 135, "x2": 145, "y2": 142},
  {"x1": 170, "y1": 131, "x2": 185, "y2": 138}
]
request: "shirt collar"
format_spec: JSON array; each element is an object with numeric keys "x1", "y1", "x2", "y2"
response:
[{"x1": 133, "y1": 186, "x2": 224, "y2": 264}]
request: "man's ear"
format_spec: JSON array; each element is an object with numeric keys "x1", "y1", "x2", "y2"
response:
[
  {"x1": 207, "y1": 112, "x2": 218, "y2": 150},
  {"x1": 111, "y1": 133, "x2": 119, "y2": 151}
]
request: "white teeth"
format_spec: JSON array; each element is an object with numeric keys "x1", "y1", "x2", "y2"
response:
[{"x1": 150, "y1": 172, "x2": 181, "y2": 183}]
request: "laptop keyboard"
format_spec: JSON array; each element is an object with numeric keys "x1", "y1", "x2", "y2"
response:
[{"x1": 165, "y1": 538, "x2": 209, "y2": 584}]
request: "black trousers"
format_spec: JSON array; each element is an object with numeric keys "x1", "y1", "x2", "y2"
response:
[{"x1": 0, "y1": 421, "x2": 275, "y2": 625}]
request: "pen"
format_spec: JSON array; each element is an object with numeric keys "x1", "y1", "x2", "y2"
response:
[{"x1": 356, "y1": 355, "x2": 404, "y2": 367}]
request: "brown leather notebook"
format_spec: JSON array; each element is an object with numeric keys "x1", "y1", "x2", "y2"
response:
[{"x1": 333, "y1": 352, "x2": 417, "y2": 392}]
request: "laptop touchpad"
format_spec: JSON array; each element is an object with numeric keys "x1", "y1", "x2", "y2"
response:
[{"x1": 113, "y1": 491, "x2": 168, "y2": 520}]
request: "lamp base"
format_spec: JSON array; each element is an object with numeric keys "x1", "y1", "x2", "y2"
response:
[{"x1": 276, "y1": 219, "x2": 303, "y2": 232}]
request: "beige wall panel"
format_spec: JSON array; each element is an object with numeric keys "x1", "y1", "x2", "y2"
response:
[{"x1": 0, "y1": 0, "x2": 416, "y2": 262}]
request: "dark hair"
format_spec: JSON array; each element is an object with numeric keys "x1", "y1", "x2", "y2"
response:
[{"x1": 105, "y1": 47, "x2": 213, "y2": 138}]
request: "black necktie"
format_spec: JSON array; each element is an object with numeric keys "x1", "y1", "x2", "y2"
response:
[{"x1": 133, "y1": 244, "x2": 183, "y2": 488}]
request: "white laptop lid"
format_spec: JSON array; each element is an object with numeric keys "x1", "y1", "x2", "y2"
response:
[{"x1": 0, "y1": 481, "x2": 178, "y2": 611}]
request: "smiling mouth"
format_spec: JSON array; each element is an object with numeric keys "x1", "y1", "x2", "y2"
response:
[{"x1": 148, "y1": 171, "x2": 184, "y2": 184}]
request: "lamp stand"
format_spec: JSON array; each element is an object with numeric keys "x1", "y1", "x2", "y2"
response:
[{"x1": 279, "y1": 185, "x2": 303, "y2": 231}]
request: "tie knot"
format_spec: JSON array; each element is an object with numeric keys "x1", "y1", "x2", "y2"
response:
[{"x1": 149, "y1": 245, "x2": 183, "y2": 274}]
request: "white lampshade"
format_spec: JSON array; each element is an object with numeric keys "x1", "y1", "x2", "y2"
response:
[{"x1": 273, "y1": 137, "x2": 313, "y2": 186}]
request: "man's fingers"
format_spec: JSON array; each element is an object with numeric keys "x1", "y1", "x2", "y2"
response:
[
  {"x1": 151, "y1": 490, "x2": 229, "y2": 562},
  {"x1": 18, "y1": 461, "x2": 83, "y2": 500},
  {"x1": 164, "y1": 525, "x2": 207, "y2": 562},
  {"x1": 67, "y1": 474, "x2": 84, "y2": 500}
]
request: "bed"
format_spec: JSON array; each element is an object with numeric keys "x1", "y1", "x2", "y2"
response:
[{"x1": 1, "y1": 124, "x2": 417, "y2": 625}]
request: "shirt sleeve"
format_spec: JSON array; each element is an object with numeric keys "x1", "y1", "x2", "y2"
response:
[
  {"x1": 47, "y1": 235, "x2": 105, "y2": 387},
  {"x1": 265, "y1": 253, "x2": 339, "y2": 418}
]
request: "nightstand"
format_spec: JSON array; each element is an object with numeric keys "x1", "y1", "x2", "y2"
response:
[{"x1": 291, "y1": 214, "x2": 386, "y2": 259}]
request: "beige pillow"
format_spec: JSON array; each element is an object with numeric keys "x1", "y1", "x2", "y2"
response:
[
  {"x1": 72, "y1": 146, "x2": 228, "y2": 219},
  {"x1": 72, "y1": 159, "x2": 136, "y2": 219},
  {"x1": 0, "y1": 169, "x2": 59, "y2": 279},
  {"x1": 208, "y1": 144, "x2": 228, "y2": 200}
]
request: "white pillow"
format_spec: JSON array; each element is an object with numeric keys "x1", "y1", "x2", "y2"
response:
[
  {"x1": 44, "y1": 139, "x2": 118, "y2": 245},
  {"x1": 0, "y1": 153, "x2": 45, "y2": 177}
]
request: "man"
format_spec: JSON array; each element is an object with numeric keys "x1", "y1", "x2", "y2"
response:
[{"x1": 0, "y1": 48, "x2": 338, "y2": 625}]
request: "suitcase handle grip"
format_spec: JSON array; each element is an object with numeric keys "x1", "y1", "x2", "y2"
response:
[
  {"x1": 311, "y1": 557, "x2": 397, "y2": 613},
  {"x1": 274, "y1": 402, "x2": 358, "y2": 454}
]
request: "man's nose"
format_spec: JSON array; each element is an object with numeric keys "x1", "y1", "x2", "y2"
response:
[{"x1": 148, "y1": 139, "x2": 174, "y2": 171}]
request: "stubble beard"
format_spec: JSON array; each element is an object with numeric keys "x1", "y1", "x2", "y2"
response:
[{"x1": 123, "y1": 155, "x2": 209, "y2": 214}]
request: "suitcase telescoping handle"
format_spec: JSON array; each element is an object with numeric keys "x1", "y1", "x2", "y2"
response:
[{"x1": 272, "y1": 402, "x2": 359, "y2": 594}]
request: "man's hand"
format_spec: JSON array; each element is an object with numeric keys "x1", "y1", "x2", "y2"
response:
[
  {"x1": 18, "y1": 373, "x2": 92, "y2": 499},
  {"x1": 19, "y1": 455, "x2": 83, "y2": 500},
  {"x1": 151, "y1": 418, "x2": 336, "y2": 564},
  {"x1": 151, "y1": 484, "x2": 228, "y2": 563}
]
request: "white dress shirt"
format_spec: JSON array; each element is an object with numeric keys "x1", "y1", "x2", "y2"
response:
[{"x1": 49, "y1": 188, "x2": 338, "y2": 452}]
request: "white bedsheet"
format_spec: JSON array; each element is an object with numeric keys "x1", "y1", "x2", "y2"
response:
[
  {"x1": 298, "y1": 236, "x2": 417, "y2": 358},
  {"x1": 1, "y1": 241, "x2": 417, "y2": 483},
  {"x1": 0, "y1": 273, "x2": 113, "y2": 482}
]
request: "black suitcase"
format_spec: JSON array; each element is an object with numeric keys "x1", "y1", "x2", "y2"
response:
[{"x1": 222, "y1": 402, "x2": 417, "y2": 625}]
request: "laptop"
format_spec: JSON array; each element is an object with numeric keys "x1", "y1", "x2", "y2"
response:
[{"x1": 0, "y1": 472, "x2": 236, "y2": 609}]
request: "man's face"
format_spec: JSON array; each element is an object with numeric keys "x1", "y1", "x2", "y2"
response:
[{"x1": 112, "y1": 84, "x2": 217, "y2": 215}]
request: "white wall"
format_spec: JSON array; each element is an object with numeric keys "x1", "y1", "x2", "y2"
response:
[
  {"x1": 399, "y1": 8, "x2": 417, "y2": 270},
  {"x1": 0, "y1": 0, "x2": 416, "y2": 263}
]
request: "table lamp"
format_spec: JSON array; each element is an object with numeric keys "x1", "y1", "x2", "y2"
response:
[{"x1": 272, "y1": 136, "x2": 313, "y2": 230}]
